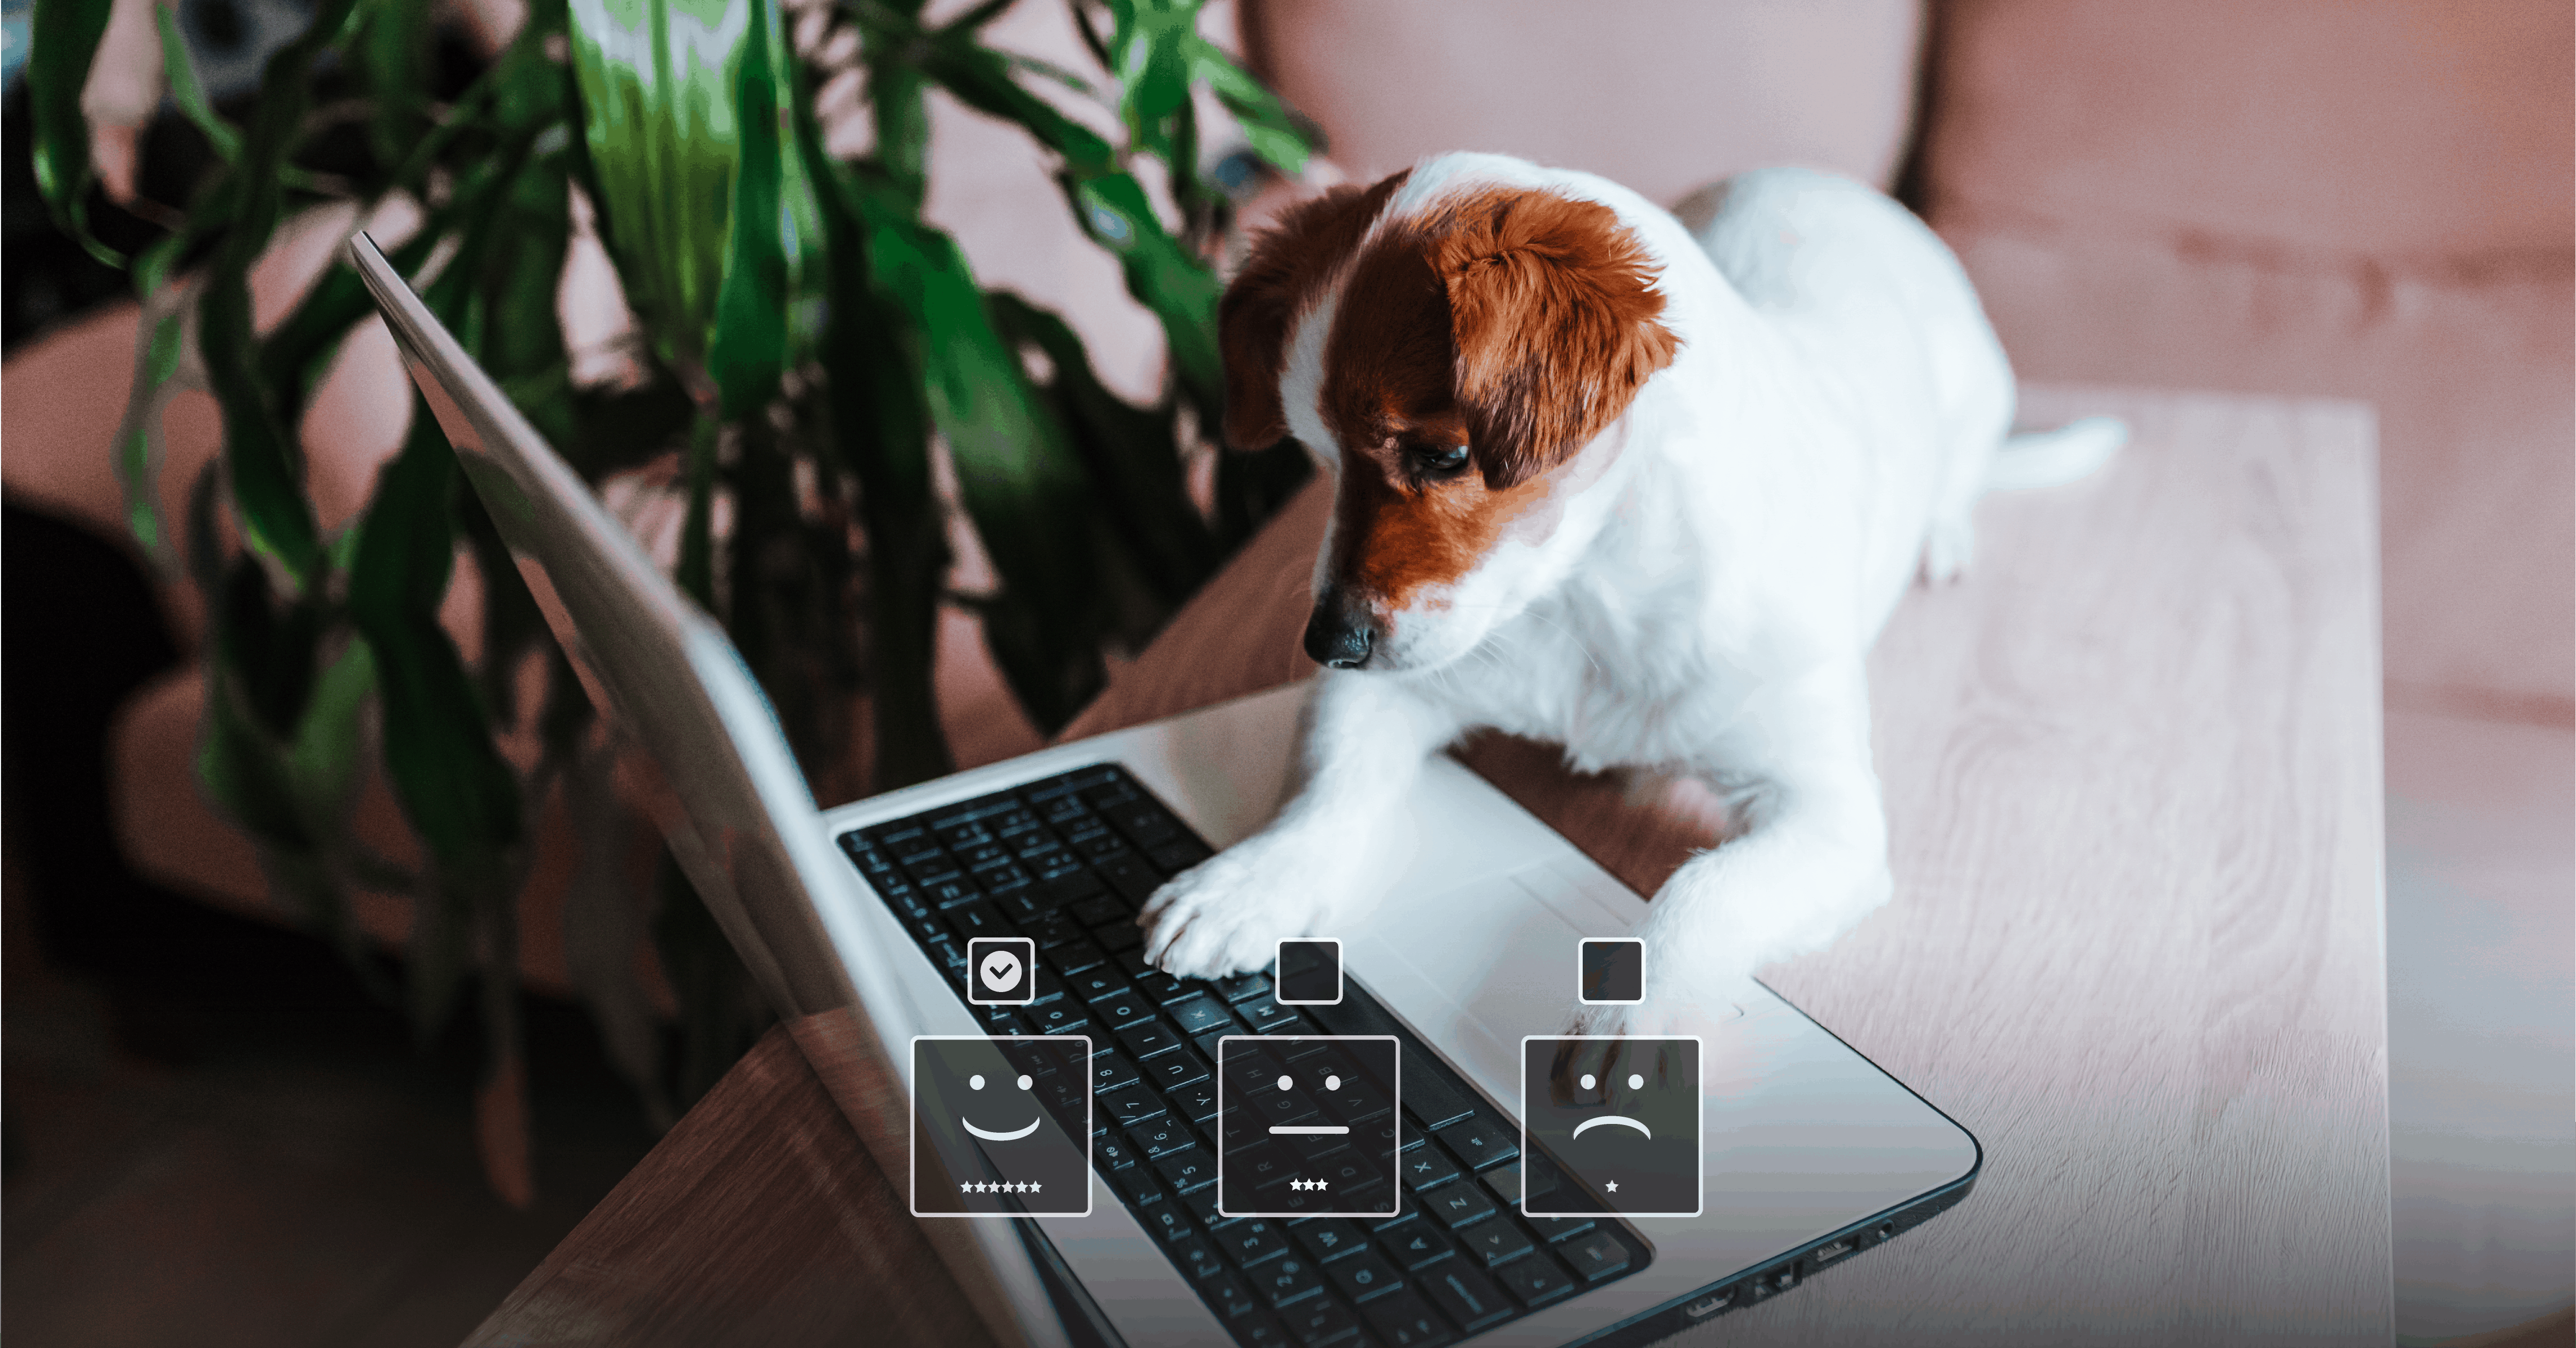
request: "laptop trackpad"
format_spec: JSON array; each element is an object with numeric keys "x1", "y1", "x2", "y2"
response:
[{"x1": 1350, "y1": 866, "x2": 1628, "y2": 1117}]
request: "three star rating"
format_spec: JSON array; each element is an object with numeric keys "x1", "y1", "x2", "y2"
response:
[
  {"x1": 1287, "y1": 1178, "x2": 1331, "y2": 1191},
  {"x1": 959, "y1": 1181, "x2": 1044, "y2": 1194}
]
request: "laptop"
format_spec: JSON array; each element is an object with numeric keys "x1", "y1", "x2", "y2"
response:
[{"x1": 353, "y1": 231, "x2": 1979, "y2": 1347}]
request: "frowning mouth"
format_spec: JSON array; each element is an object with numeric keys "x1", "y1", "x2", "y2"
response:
[
  {"x1": 964, "y1": 1117, "x2": 1042, "y2": 1141},
  {"x1": 1570, "y1": 1115, "x2": 1652, "y2": 1140}
]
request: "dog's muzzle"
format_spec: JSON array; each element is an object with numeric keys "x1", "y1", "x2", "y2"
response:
[{"x1": 1302, "y1": 591, "x2": 1378, "y2": 669}]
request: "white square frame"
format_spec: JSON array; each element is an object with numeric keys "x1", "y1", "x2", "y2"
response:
[
  {"x1": 1517, "y1": 1033, "x2": 1705, "y2": 1219},
  {"x1": 909, "y1": 1033, "x2": 1093, "y2": 1219},
  {"x1": 1576, "y1": 936, "x2": 1647, "y2": 1005},
  {"x1": 965, "y1": 935, "x2": 1038, "y2": 1005},
  {"x1": 1272, "y1": 936, "x2": 1344, "y2": 1005},
  {"x1": 1214, "y1": 1033, "x2": 1400, "y2": 1220}
]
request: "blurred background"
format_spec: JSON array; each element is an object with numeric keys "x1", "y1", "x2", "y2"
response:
[{"x1": 3, "y1": 2, "x2": 2568, "y2": 1345}]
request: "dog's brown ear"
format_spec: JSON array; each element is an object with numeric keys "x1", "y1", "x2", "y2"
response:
[
  {"x1": 1217, "y1": 171, "x2": 1411, "y2": 451},
  {"x1": 1429, "y1": 191, "x2": 1679, "y2": 488}
]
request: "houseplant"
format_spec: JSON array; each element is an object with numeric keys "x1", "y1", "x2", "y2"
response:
[{"x1": 27, "y1": 0, "x2": 1312, "y2": 1199}]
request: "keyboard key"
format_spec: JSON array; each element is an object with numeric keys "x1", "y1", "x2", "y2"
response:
[
  {"x1": 1563, "y1": 1230, "x2": 1634, "y2": 1282},
  {"x1": 1433, "y1": 1118, "x2": 1518, "y2": 1171},
  {"x1": 1427, "y1": 1181, "x2": 1498, "y2": 1229},
  {"x1": 1025, "y1": 1003, "x2": 1089, "y2": 1038},
  {"x1": 1173, "y1": 1233, "x2": 1228, "y2": 1282},
  {"x1": 1422, "y1": 1262, "x2": 1513, "y2": 1332},
  {"x1": 1103, "y1": 1090, "x2": 1166, "y2": 1129},
  {"x1": 1115, "y1": 1020, "x2": 1181, "y2": 1061},
  {"x1": 1401, "y1": 1144, "x2": 1462, "y2": 1192},
  {"x1": 1141, "y1": 1047, "x2": 1212, "y2": 1092},
  {"x1": 1221, "y1": 1219, "x2": 1291, "y2": 1269},
  {"x1": 1043, "y1": 867, "x2": 1104, "y2": 903},
  {"x1": 1236, "y1": 1311, "x2": 1292, "y2": 1347},
  {"x1": 1257, "y1": 1255, "x2": 1327, "y2": 1309},
  {"x1": 1217, "y1": 971, "x2": 1273, "y2": 1004},
  {"x1": 1046, "y1": 940, "x2": 1108, "y2": 977},
  {"x1": 1278, "y1": 1297, "x2": 1361, "y2": 1346},
  {"x1": 1361, "y1": 1289, "x2": 1455, "y2": 1347},
  {"x1": 1527, "y1": 1215, "x2": 1595, "y2": 1243},
  {"x1": 1165, "y1": 1081, "x2": 1221, "y2": 1124},
  {"x1": 1460, "y1": 1218, "x2": 1535, "y2": 1268},
  {"x1": 1140, "y1": 1201, "x2": 1194, "y2": 1243},
  {"x1": 1202, "y1": 1270, "x2": 1264, "y2": 1320},
  {"x1": 1167, "y1": 995, "x2": 1238, "y2": 1037},
  {"x1": 1180, "y1": 1184, "x2": 1226, "y2": 1225},
  {"x1": 1153, "y1": 1147, "x2": 1217, "y2": 1193},
  {"x1": 1136, "y1": 968, "x2": 1197, "y2": 1004},
  {"x1": 1096, "y1": 920, "x2": 1144, "y2": 954},
  {"x1": 1096, "y1": 855, "x2": 1164, "y2": 903},
  {"x1": 1090, "y1": 1052, "x2": 1142, "y2": 1095},
  {"x1": 1320, "y1": 1074, "x2": 1393, "y2": 1125},
  {"x1": 1091, "y1": 989, "x2": 1158, "y2": 1030},
  {"x1": 1241, "y1": 999, "x2": 1307, "y2": 1033},
  {"x1": 1071, "y1": 893, "x2": 1131, "y2": 927},
  {"x1": 1130, "y1": 1117, "x2": 1197, "y2": 1161},
  {"x1": 1148, "y1": 839, "x2": 1214, "y2": 873},
  {"x1": 1291, "y1": 1218, "x2": 1367, "y2": 1263},
  {"x1": 1377, "y1": 1216, "x2": 1456, "y2": 1272},
  {"x1": 944, "y1": 900, "x2": 1012, "y2": 942},
  {"x1": 1069, "y1": 967, "x2": 1128, "y2": 1001},
  {"x1": 1026, "y1": 911, "x2": 1087, "y2": 949},
  {"x1": 1324, "y1": 1248, "x2": 1405, "y2": 1302},
  {"x1": 1094, "y1": 1132, "x2": 1139, "y2": 1170},
  {"x1": 1496, "y1": 1249, "x2": 1575, "y2": 1307}
]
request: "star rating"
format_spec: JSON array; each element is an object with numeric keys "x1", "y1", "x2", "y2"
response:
[
  {"x1": 1604, "y1": 1181, "x2": 1618, "y2": 1193},
  {"x1": 1289, "y1": 1178, "x2": 1330, "y2": 1191},
  {"x1": 958, "y1": 1181, "x2": 1044, "y2": 1195}
]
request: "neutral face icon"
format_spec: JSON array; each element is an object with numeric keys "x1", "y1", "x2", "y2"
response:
[{"x1": 1217, "y1": 1035, "x2": 1400, "y2": 1218}]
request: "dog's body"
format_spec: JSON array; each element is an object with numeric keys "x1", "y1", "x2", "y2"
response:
[{"x1": 1140, "y1": 155, "x2": 2119, "y2": 1032}]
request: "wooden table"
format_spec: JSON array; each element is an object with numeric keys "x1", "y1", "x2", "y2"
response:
[{"x1": 468, "y1": 387, "x2": 2392, "y2": 1346}]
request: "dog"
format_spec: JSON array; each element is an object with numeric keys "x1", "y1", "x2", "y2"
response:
[{"x1": 1138, "y1": 153, "x2": 2122, "y2": 1034}]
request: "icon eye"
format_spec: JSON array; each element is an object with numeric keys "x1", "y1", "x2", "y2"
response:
[
  {"x1": 1017, "y1": 1074, "x2": 1033, "y2": 1090},
  {"x1": 970, "y1": 1074, "x2": 986, "y2": 1090},
  {"x1": 1628, "y1": 1073, "x2": 1644, "y2": 1090},
  {"x1": 1325, "y1": 1074, "x2": 1342, "y2": 1091},
  {"x1": 1579, "y1": 1073, "x2": 1596, "y2": 1090},
  {"x1": 1277, "y1": 1074, "x2": 1294, "y2": 1092}
]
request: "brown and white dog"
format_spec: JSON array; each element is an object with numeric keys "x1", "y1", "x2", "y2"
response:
[{"x1": 1138, "y1": 155, "x2": 2121, "y2": 1034}]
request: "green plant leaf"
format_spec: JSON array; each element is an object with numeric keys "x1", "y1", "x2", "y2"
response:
[
  {"x1": 705, "y1": 0, "x2": 793, "y2": 419},
  {"x1": 352, "y1": 0, "x2": 433, "y2": 170},
  {"x1": 195, "y1": 0, "x2": 367, "y2": 590},
  {"x1": 348, "y1": 404, "x2": 524, "y2": 865},
  {"x1": 1101, "y1": 0, "x2": 1192, "y2": 162},
  {"x1": 154, "y1": 2, "x2": 242, "y2": 161},
  {"x1": 846, "y1": 175, "x2": 1106, "y2": 730},
  {"x1": 912, "y1": 24, "x2": 1114, "y2": 173},
  {"x1": 112, "y1": 303, "x2": 187, "y2": 552},
  {"x1": 1060, "y1": 169, "x2": 1223, "y2": 419},
  {"x1": 197, "y1": 661, "x2": 317, "y2": 852},
  {"x1": 1191, "y1": 36, "x2": 1310, "y2": 176},
  {"x1": 27, "y1": 0, "x2": 119, "y2": 265},
  {"x1": 287, "y1": 638, "x2": 378, "y2": 828}
]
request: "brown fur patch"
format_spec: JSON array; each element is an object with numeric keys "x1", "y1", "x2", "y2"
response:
[
  {"x1": 1215, "y1": 171, "x2": 1411, "y2": 450},
  {"x1": 1310, "y1": 185, "x2": 1678, "y2": 615}
]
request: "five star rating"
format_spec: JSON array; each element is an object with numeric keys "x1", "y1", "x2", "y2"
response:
[
  {"x1": 1289, "y1": 1178, "x2": 1331, "y2": 1191},
  {"x1": 959, "y1": 1181, "x2": 1044, "y2": 1194}
]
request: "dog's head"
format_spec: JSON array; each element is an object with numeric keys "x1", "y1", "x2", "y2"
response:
[{"x1": 1222, "y1": 169, "x2": 1680, "y2": 673}]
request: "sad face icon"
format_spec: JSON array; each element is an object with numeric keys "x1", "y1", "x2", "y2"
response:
[{"x1": 1521, "y1": 1036, "x2": 1703, "y2": 1218}]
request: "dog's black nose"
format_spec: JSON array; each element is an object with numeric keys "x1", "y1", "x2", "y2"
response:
[{"x1": 1302, "y1": 594, "x2": 1377, "y2": 669}]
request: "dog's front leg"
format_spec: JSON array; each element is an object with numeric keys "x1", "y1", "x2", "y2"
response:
[
  {"x1": 1141, "y1": 671, "x2": 1462, "y2": 979},
  {"x1": 1579, "y1": 672, "x2": 1895, "y2": 1035}
]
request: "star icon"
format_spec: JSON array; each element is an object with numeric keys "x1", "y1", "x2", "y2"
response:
[
  {"x1": 960, "y1": 1182, "x2": 972, "y2": 1194},
  {"x1": 1604, "y1": 1181, "x2": 1619, "y2": 1193}
]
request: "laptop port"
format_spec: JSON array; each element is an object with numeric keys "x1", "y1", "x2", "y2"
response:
[
  {"x1": 1684, "y1": 1289, "x2": 1735, "y2": 1319},
  {"x1": 1810, "y1": 1238, "x2": 1854, "y2": 1265}
]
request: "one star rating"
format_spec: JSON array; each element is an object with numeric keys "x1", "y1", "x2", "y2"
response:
[
  {"x1": 1289, "y1": 1178, "x2": 1330, "y2": 1191},
  {"x1": 1604, "y1": 1181, "x2": 1618, "y2": 1193},
  {"x1": 959, "y1": 1181, "x2": 1044, "y2": 1194}
]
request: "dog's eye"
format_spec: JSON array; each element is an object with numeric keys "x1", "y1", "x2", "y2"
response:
[{"x1": 1413, "y1": 442, "x2": 1471, "y2": 477}]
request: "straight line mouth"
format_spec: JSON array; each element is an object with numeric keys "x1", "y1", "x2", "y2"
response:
[{"x1": 1268, "y1": 1124, "x2": 1351, "y2": 1135}]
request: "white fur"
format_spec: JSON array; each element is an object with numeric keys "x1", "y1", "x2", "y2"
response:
[{"x1": 1140, "y1": 157, "x2": 2113, "y2": 1033}]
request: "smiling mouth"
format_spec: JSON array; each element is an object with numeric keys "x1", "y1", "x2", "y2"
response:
[
  {"x1": 963, "y1": 1117, "x2": 1042, "y2": 1141},
  {"x1": 1570, "y1": 1115, "x2": 1652, "y2": 1140}
]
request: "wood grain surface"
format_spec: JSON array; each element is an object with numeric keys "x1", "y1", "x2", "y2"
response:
[{"x1": 469, "y1": 386, "x2": 2392, "y2": 1345}]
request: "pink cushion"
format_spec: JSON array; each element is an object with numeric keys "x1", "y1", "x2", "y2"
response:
[
  {"x1": 1244, "y1": 0, "x2": 1925, "y2": 203},
  {"x1": 1921, "y1": 0, "x2": 2575, "y2": 720}
]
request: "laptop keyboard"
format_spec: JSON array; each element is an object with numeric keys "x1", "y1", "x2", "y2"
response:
[{"x1": 840, "y1": 763, "x2": 1649, "y2": 1347}]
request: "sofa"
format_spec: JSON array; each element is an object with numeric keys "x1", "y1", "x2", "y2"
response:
[{"x1": 3, "y1": 2, "x2": 2565, "y2": 1341}]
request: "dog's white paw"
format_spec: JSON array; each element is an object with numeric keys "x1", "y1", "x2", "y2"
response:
[{"x1": 1137, "y1": 834, "x2": 1350, "y2": 979}]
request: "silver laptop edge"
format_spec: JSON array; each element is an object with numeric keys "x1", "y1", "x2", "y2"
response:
[
  {"x1": 357, "y1": 229, "x2": 1981, "y2": 1347},
  {"x1": 349, "y1": 233, "x2": 1064, "y2": 1348}
]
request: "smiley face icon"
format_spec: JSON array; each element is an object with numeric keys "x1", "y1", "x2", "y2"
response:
[
  {"x1": 911, "y1": 1035, "x2": 1092, "y2": 1218},
  {"x1": 1520, "y1": 1036, "x2": 1702, "y2": 1218}
]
